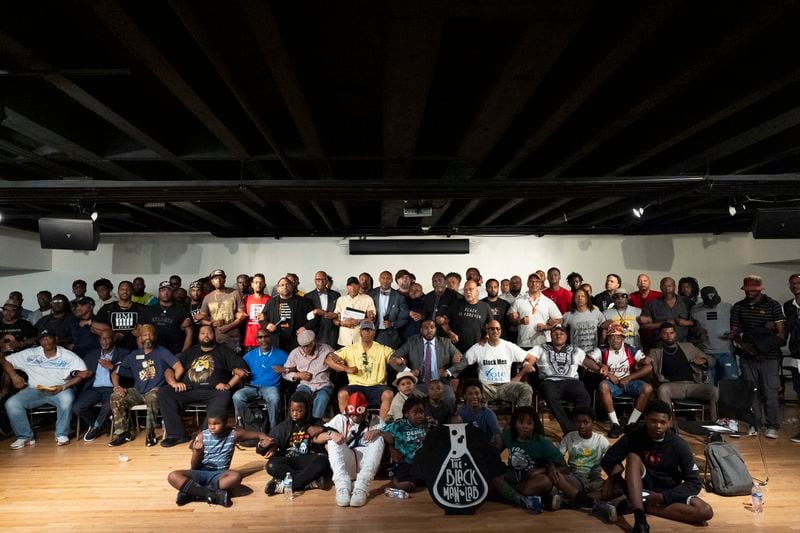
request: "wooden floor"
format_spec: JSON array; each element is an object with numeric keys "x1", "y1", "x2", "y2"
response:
[{"x1": 1, "y1": 405, "x2": 799, "y2": 532}]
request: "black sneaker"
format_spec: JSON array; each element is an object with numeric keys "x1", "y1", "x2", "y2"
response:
[
  {"x1": 608, "y1": 424, "x2": 623, "y2": 439},
  {"x1": 625, "y1": 421, "x2": 645, "y2": 435},
  {"x1": 160, "y1": 436, "x2": 191, "y2": 448},
  {"x1": 264, "y1": 478, "x2": 283, "y2": 496},
  {"x1": 176, "y1": 491, "x2": 197, "y2": 506},
  {"x1": 591, "y1": 501, "x2": 618, "y2": 523},
  {"x1": 108, "y1": 431, "x2": 132, "y2": 447},
  {"x1": 631, "y1": 521, "x2": 650, "y2": 533},
  {"x1": 145, "y1": 433, "x2": 157, "y2": 447},
  {"x1": 83, "y1": 426, "x2": 102, "y2": 442},
  {"x1": 207, "y1": 489, "x2": 231, "y2": 507}
]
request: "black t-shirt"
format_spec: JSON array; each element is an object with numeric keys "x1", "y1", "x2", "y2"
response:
[
  {"x1": 34, "y1": 313, "x2": 77, "y2": 346},
  {"x1": 660, "y1": 345, "x2": 695, "y2": 382},
  {"x1": 424, "y1": 289, "x2": 462, "y2": 336},
  {"x1": 178, "y1": 344, "x2": 244, "y2": 388},
  {"x1": 447, "y1": 300, "x2": 493, "y2": 353},
  {"x1": 481, "y1": 297, "x2": 510, "y2": 338},
  {"x1": 0, "y1": 318, "x2": 36, "y2": 342},
  {"x1": 94, "y1": 301, "x2": 145, "y2": 351},
  {"x1": 139, "y1": 304, "x2": 189, "y2": 354}
]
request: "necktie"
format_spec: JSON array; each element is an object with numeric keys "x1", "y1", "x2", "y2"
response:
[{"x1": 424, "y1": 341, "x2": 433, "y2": 384}]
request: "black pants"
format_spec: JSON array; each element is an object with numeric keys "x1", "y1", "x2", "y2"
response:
[
  {"x1": 158, "y1": 387, "x2": 231, "y2": 438},
  {"x1": 266, "y1": 454, "x2": 331, "y2": 488},
  {"x1": 72, "y1": 387, "x2": 113, "y2": 427},
  {"x1": 540, "y1": 378, "x2": 591, "y2": 433}
]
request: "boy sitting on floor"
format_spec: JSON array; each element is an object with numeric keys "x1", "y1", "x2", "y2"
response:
[{"x1": 167, "y1": 406, "x2": 271, "y2": 507}]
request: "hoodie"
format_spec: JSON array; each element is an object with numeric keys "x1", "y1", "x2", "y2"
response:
[{"x1": 601, "y1": 426, "x2": 701, "y2": 505}]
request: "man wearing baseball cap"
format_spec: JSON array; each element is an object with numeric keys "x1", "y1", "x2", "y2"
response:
[
  {"x1": 70, "y1": 296, "x2": 100, "y2": 358},
  {"x1": 282, "y1": 329, "x2": 336, "y2": 423},
  {"x1": 2, "y1": 329, "x2": 87, "y2": 448},
  {"x1": 691, "y1": 286, "x2": 737, "y2": 382},
  {"x1": 139, "y1": 281, "x2": 193, "y2": 355},
  {"x1": 730, "y1": 275, "x2": 786, "y2": 439},
  {"x1": 589, "y1": 323, "x2": 653, "y2": 438},
  {"x1": 197, "y1": 269, "x2": 246, "y2": 352},
  {"x1": 0, "y1": 299, "x2": 36, "y2": 353}
]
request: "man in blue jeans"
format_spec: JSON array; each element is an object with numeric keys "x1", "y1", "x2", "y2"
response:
[
  {"x1": 691, "y1": 286, "x2": 738, "y2": 383},
  {"x1": 2, "y1": 329, "x2": 87, "y2": 448},
  {"x1": 283, "y1": 329, "x2": 335, "y2": 423},
  {"x1": 590, "y1": 323, "x2": 653, "y2": 438},
  {"x1": 233, "y1": 327, "x2": 288, "y2": 431}
]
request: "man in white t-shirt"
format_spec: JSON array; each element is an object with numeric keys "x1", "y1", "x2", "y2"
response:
[
  {"x1": 529, "y1": 324, "x2": 603, "y2": 435},
  {"x1": 508, "y1": 271, "x2": 562, "y2": 348},
  {"x1": 463, "y1": 320, "x2": 536, "y2": 406},
  {"x1": 588, "y1": 323, "x2": 653, "y2": 438},
  {"x1": 2, "y1": 329, "x2": 87, "y2": 448}
]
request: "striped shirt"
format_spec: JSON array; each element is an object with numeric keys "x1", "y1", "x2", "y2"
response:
[
  {"x1": 201, "y1": 428, "x2": 236, "y2": 471},
  {"x1": 731, "y1": 294, "x2": 785, "y2": 357}
]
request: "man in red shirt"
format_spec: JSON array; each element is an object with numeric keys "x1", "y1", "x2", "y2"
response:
[
  {"x1": 543, "y1": 267, "x2": 573, "y2": 315},
  {"x1": 629, "y1": 273, "x2": 662, "y2": 309},
  {"x1": 243, "y1": 273, "x2": 271, "y2": 350}
]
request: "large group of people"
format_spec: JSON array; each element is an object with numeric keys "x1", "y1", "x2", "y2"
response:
[{"x1": 2, "y1": 266, "x2": 799, "y2": 530}]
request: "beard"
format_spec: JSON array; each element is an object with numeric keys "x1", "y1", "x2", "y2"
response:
[
  {"x1": 142, "y1": 339, "x2": 154, "y2": 349},
  {"x1": 200, "y1": 339, "x2": 215, "y2": 348}
]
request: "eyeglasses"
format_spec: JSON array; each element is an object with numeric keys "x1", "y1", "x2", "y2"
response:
[{"x1": 613, "y1": 295, "x2": 628, "y2": 299}]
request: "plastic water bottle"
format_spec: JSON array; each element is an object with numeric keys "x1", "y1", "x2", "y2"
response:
[
  {"x1": 384, "y1": 487, "x2": 410, "y2": 499},
  {"x1": 283, "y1": 473, "x2": 293, "y2": 501},
  {"x1": 750, "y1": 482, "x2": 763, "y2": 514}
]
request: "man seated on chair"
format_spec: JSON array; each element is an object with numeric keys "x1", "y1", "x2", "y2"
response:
[
  {"x1": 529, "y1": 323, "x2": 604, "y2": 435},
  {"x1": 282, "y1": 329, "x2": 336, "y2": 424},
  {"x1": 463, "y1": 319, "x2": 537, "y2": 407},
  {"x1": 600, "y1": 400, "x2": 713, "y2": 532},
  {"x1": 232, "y1": 326, "x2": 288, "y2": 432},
  {"x1": 2, "y1": 329, "x2": 87, "y2": 449},
  {"x1": 589, "y1": 323, "x2": 653, "y2": 438},
  {"x1": 73, "y1": 329, "x2": 130, "y2": 441},
  {"x1": 109, "y1": 324, "x2": 182, "y2": 447},
  {"x1": 328, "y1": 320, "x2": 407, "y2": 422},
  {"x1": 159, "y1": 325, "x2": 247, "y2": 447},
  {"x1": 647, "y1": 322, "x2": 718, "y2": 422},
  {"x1": 391, "y1": 319, "x2": 466, "y2": 410}
]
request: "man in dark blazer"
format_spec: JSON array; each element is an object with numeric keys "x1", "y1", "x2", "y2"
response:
[
  {"x1": 72, "y1": 329, "x2": 130, "y2": 441},
  {"x1": 370, "y1": 270, "x2": 409, "y2": 348},
  {"x1": 306, "y1": 270, "x2": 340, "y2": 348},
  {"x1": 393, "y1": 319, "x2": 466, "y2": 409}
]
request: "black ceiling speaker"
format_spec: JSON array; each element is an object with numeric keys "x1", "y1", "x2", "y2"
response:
[
  {"x1": 39, "y1": 217, "x2": 99, "y2": 250},
  {"x1": 349, "y1": 239, "x2": 469, "y2": 255},
  {"x1": 752, "y1": 208, "x2": 800, "y2": 239}
]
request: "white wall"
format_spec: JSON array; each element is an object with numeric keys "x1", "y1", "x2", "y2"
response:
[{"x1": 1, "y1": 230, "x2": 799, "y2": 306}]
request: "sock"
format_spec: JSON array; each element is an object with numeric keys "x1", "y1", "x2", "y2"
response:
[
  {"x1": 628, "y1": 409, "x2": 642, "y2": 424},
  {"x1": 608, "y1": 411, "x2": 619, "y2": 425},
  {"x1": 634, "y1": 508, "x2": 647, "y2": 524},
  {"x1": 181, "y1": 479, "x2": 210, "y2": 499},
  {"x1": 574, "y1": 491, "x2": 594, "y2": 507}
]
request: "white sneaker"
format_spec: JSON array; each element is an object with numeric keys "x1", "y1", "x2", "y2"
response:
[
  {"x1": 10, "y1": 438, "x2": 34, "y2": 449},
  {"x1": 731, "y1": 426, "x2": 757, "y2": 438},
  {"x1": 764, "y1": 428, "x2": 778, "y2": 439},
  {"x1": 55, "y1": 435, "x2": 70, "y2": 446},
  {"x1": 350, "y1": 488, "x2": 368, "y2": 507},
  {"x1": 336, "y1": 488, "x2": 351, "y2": 507}
]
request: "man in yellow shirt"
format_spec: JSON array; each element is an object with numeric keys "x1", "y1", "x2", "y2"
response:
[{"x1": 329, "y1": 320, "x2": 405, "y2": 421}]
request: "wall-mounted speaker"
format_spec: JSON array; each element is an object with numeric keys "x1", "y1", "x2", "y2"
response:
[
  {"x1": 349, "y1": 239, "x2": 469, "y2": 255},
  {"x1": 752, "y1": 208, "x2": 800, "y2": 239},
  {"x1": 39, "y1": 217, "x2": 99, "y2": 250}
]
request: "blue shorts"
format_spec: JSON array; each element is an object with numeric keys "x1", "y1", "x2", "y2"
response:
[
  {"x1": 343, "y1": 384, "x2": 389, "y2": 407},
  {"x1": 188, "y1": 469, "x2": 226, "y2": 488},
  {"x1": 602, "y1": 379, "x2": 647, "y2": 398}
]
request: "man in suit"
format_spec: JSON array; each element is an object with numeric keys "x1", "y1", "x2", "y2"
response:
[
  {"x1": 307, "y1": 270, "x2": 341, "y2": 348},
  {"x1": 370, "y1": 271, "x2": 409, "y2": 349},
  {"x1": 393, "y1": 319, "x2": 466, "y2": 409}
]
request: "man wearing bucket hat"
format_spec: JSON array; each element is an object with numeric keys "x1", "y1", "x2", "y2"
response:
[{"x1": 730, "y1": 275, "x2": 786, "y2": 439}]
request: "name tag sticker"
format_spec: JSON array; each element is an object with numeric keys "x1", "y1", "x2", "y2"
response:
[{"x1": 135, "y1": 354, "x2": 145, "y2": 360}]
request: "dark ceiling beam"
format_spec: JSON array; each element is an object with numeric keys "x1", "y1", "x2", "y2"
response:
[
  {"x1": 479, "y1": 199, "x2": 526, "y2": 226},
  {"x1": 494, "y1": 2, "x2": 677, "y2": 181},
  {"x1": 582, "y1": 187, "x2": 710, "y2": 228},
  {"x1": 382, "y1": 13, "x2": 442, "y2": 228},
  {"x1": 733, "y1": 145, "x2": 800, "y2": 175},
  {"x1": 169, "y1": 0, "x2": 322, "y2": 231},
  {"x1": 171, "y1": 202, "x2": 236, "y2": 229},
  {"x1": 547, "y1": 6, "x2": 790, "y2": 178},
  {"x1": 0, "y1": 31, "x2": 207, "y2": 181},
  {"x1": 542, "y1": 197, "x2": 621, "y2": 226},
  {"x1": 448, "y1": 199, "x2": 483, "y2": 226},
  {"x1": 424, "y1": 200, "x2": 453, "y2": 228},
  {"x1": 661, "y1": 104, "x2": 800, "y2": 175},
  {"x1": 121, "y1": 203, "x2": 197, "y2": 232},
  {"x1": 514, "y1": 198, "x2": 573, "y2": 226},
  {"x1": 611, "y1": 66, "x2": 800, "y2": 176},
  {"x1": 381, "y1": 202, "x2": 405, "y2": 228},
  {"x1": 2, "y1": 108, "x2": 141, "y2": 181},
  {"x1": 0, "y1": 139, "x2": 77, "y2": 176},
  {"x1": 239, "y1": 0, "x2": 349, "y2": 228},
  {"x1": 232, "y1": 201, "x2": 274, "y2": 229}
]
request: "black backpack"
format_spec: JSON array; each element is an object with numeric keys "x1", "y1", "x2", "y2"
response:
[
  {"x1": 238, "y1": 404, "x2": 267, "y2": 448},
  {"x1": 704, "y1": 440, "x2": 753, "y2": 496}
]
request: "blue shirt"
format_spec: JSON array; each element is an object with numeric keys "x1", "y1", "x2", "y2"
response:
[
  {"x1": 244, "y1": 346, "x2": 289, "y2": 387},
  {"x1": 118, "y1": 346, "x2": 178, "y2": 394},
  {"x1": 456, "y1": 405, "x2": 501, "y2": 440},
  {"x1": 201, "y1": 428, "x2": 236, "y2": 471}
]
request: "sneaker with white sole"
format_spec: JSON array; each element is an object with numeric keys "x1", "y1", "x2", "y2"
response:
[
  {"x1": 350, "y1": 488, "x2": 368, "y2": 507},
  {"x1": 730, "y1": 426, "x2": 757, "y2": 438},
  {"x1": 55, "y1": 435, "x2": 70, "y2": 446},
  {"x1": 336, "y1": 488, "x2": 351, "y2": 507},
  {"x1": 591, "y1": 501, "x2": 618, "y2": 523},
  {"x1": 10, "y1": 438, "x2": 34, "y2": 449},
  {"x1": 791, "y1": 433, "x2": 800, "y2": 443},
  {"x1": 764, "y1": 428, "x2": 778, "y2": 439}
]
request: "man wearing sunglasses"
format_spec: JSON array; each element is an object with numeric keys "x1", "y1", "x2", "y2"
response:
[
  {"x1": 33, "y1": 293, "x2": 76, "y2": 348},
  {"x1": 329, "y1": 321, "x2": 407, "y2": 421},
  {"x1": 601, "y1": 287, "x2": 642, "y2": 349}
]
